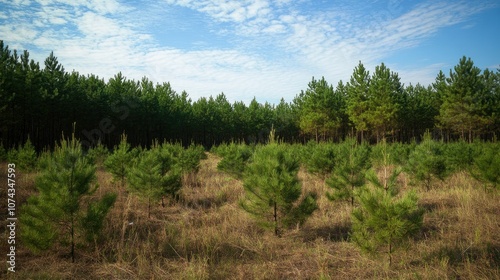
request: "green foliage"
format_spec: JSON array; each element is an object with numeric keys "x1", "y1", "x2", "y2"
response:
[
  {"x1": 9, "y1": 138, "x2": 37, "y2": 171},
  {"x1": 405, "y1": 133, "x2": 447, "y2": 190},
  {"x1": 81, "y1": 192, "x2": 117, "y2": 243},
  {"x1": 127, "y1": 147, "x2": 182, "y2": 217},
  {"x1": 366, "y1": 63, "x2": 401, "y2": 141},
  {"x1": 470, "y1": 143, "x2": 500, "y2": 190},
  {"x1": 216, "y1": 143, "x2": 254, "y2": 179},
  {"x1": 86, "y1": 141, "x2": 110, "y2": 168},
  {"x1": 346, "y1": 61, "x2": 370, "y2": 141},
  {"x1": 155, "y1": 145, "x2": 183, "y2": 200},
  {"x1": 240, "y1": 144, "x2": 317, "y2": 236},
  {"x1": 326, "y1": 138, "x2": 371, "y2": 206},
  {"x1": 298, "y1": 77, "x2": 346, "y2": 141},
  {"x1": 351, "y1": 163, "x2": 424, "y2": 266},
  {"x1": 437, "y1": 56, "x2": 492, "y2": 141},
  {"x1": 370, "y1": 140, "x2": 413, "y2": 168},
  {"x1": 443, "y1": 140, "x2": 481, "y2": 173},
  {"x1": 302, "y1": 141, "x2": 337, "y2": 180},
  {"x1": 36, "y1": 148, "x2": 52, "y2": 171},
  {"x1": 178, "y1": 143, "x2": 206, "y2": 174},
  {"x1": 104, "y1": 134, "x2": 132, "y2": 187},
  {"x1": 20, "y1": 134, "x2": 115, "y2": 262}
]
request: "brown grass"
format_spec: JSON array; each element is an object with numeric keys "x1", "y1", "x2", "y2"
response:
[{"x1": 1, "y1": 156, "x2": 499, "y2": 279}]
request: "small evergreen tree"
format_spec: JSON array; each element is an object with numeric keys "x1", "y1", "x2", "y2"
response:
[
  {"x1": 303, "y1": 141, "x2": 337, "y2": 181},
  {"x1": 217, "y1": 142, "x2": 254, "y2": 179},
  {"x1": 127, "y1": 149, "x2": 164, "y2": 218},
  {"x1": 326, "y1": 138, "x2": 371, "y2": 206},
  {"x1": 351, "y1": 185, "x2": 424, "y2": 267},
  {"x1": 351, "y1": 148, "x2": 423, "y2": 267},
  {"x1": 240, "y1": 144, "x2": 317, "y2": 236},
  {"x1": 405, "y1": 132, "x2": 447, "y2": 190},
  {"x1": 104, "y1": 134, "x2": 132, "y2": 187},
  {"x1": 156, "y1": 144, "x2": 183, "y2": 204},
  {"x1": 20, "y1": 134, "x2": 116, "y2": 262},
  {"x1": 8, "y1": 137, "x2": 37, "y2": 172},
  {"x1": 86, "y1": 140, "x2": 110, "y2": 169},
  {"x1": 470, "y1": 143, "x2": 500, "y2": 190},
  {"x1": 127, "y1": 147, "x2": 181, "y2": 217}
]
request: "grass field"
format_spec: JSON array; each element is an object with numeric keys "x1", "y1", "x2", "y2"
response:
[{"x1": 1, "y1": 153, "x2": 499, "y2": 279}]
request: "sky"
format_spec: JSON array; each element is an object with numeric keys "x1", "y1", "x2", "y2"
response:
[{"x1": 1, "y1": 0, "x2": 499, "y2": 104}]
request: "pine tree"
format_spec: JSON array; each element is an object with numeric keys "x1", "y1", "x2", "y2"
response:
[
  {"x1": 127, "y1": 146, "x2": 181, "y2": 217},
  {"x1": 240, "y1": 144, "x2": 317, "y2": 236},
  {"x1": 127, "y1": 149, "x2": 164, "y2": 218},
  {"x1": 303, "y1": 141, "x2": 337, "y2": 181},
  {"x1": 326, "y1": 138, "x2": 371, "y2": 206},
  {"x1": 405, "y1": 132, "x2": 447, "y2": 190},
  {"x1": 20, "y1": 134, "x2": 116, "y2": 262},
  {"x1": 351, "y1": 142, "x2": 424, "y2": 266},
  {"x1": 8, "y1": 137, "x2": 37, "y2": 172},
  {"x1": 346, "y1": 61, "x2": 370, "y2": 142},
  {"x1": 470, "y1": 143, "x2": 500, "y2": 191},
  {"x1": 156, "y1": 143, "x2": 183, "y2": 204},
  {"x1": 217, "y1": 142, "x2": 254, "y2": 179},
  {"x1": 366, "y1": 63, "x2": 401, "y2": 142},
  {"x1": 86, "y1": 140, "x2": 110, "y2": 169},
  {"x1": 438, "y1": 57, "x2": 490, "y2": 141},
  {"x1": 104, "y1": 133, "x2": 132, "y2": 187}
]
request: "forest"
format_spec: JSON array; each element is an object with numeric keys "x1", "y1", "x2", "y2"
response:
[
  {"x1": 0, "y1": 41, "x2": 499, "y2": 279},
  {"x1": 1, "y1": 40, "x2": 499, "y2": 151}
]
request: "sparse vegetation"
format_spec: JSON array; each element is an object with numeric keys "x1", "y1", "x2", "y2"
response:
[{"x1": 2, "y1": 141, "x2": 499, "y2": 279}]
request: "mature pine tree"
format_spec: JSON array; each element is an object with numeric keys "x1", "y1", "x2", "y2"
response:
[
  {"x1": 366, "y1": 63, "x2": 401, "y2": 142},
  {"x1": 20, "y1": 134, "x2": 116, "y2": 262},
  {"x1": 240, "y1": 144, "x2": 317, "y2": 236},
  {"x1": 438, "y1": 57, "x2": 490, "y2": 142},
  {"x1": 298, "y1": 77, "x2": 345, "y2": 141},
  {"x1": 346, "y1": 62, "x2": 371, "y2": 142}
]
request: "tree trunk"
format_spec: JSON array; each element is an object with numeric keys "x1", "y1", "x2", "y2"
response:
[
  {"x1": 274, "y1": 201, "x2": 278, "y2": 236},
  {"x1": 71, "y1": 213, "x2": 75, "y2": 263}
]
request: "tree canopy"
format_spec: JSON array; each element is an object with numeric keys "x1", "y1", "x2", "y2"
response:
[{"x1": 1, "y1": 41, "x2": 498, "y2": 150}]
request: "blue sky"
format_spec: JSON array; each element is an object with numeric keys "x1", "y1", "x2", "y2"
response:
[{"x1": 1, "y1": 0, "x2": 499, "y2": 104}]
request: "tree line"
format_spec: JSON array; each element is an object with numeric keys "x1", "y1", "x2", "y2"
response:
[{"x1": 1, "y1": 40, "x2": 499, "y2": 151}]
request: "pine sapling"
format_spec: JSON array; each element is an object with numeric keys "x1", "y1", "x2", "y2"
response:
[
  {"x1": 104, "y1": 134, "x2": 132, "y2": 188},
  {"x1": 20, "y1": 133, "x2": 116, "y2": 263},
  {"x1": 470, "y1": 144, "x2": 500, "y2": 191},
  {"x1": 326, "y1": 138, "x2": 371, "y2": 206},
  {"x1": 240, "y1": 144, "x2": 317, "y2": 236},
  {"x1": 351, "y1": 141, "x2": 424, "y2": 267}
]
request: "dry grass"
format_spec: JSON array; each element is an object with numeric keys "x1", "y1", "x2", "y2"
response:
[{"x1": 1, "y1": 156, "x2": 499, "y2": 279}]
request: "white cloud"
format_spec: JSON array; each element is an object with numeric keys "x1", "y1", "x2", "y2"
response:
[{"x1": 0, "y1": 0, "x2": 496, "y2": 104}]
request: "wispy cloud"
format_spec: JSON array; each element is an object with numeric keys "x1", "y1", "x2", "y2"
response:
[{"x1": 0, "y1": 0, "x2": 496, "y2": 104}]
